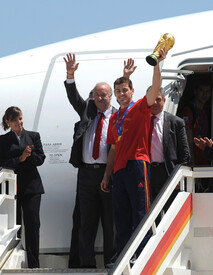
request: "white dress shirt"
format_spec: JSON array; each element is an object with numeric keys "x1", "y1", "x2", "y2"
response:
[
  {"x1": 66, "y1": 78, "x2": 75, "y2": 84},
  {"x1": 82, "y1": 107, "x2": 112, "y2": 164},
  {"x1": 151, "y1": 111, "x2": 165, "y2": 163}
]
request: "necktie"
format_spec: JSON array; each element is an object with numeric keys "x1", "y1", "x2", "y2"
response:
[
  {"x1": 92, "y1": 113, "x2": 104, "y2": 160},
  {"x1": 148, "y1": 115, "x2": 156, "y2": 153}
]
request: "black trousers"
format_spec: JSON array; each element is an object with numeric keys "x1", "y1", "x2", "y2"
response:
[
  {"x1": 76, "y1": 165, "x2": 114, "y2": 267},
  {"x1": 68, "y1": 193, "x2": 81, "y2": 268},
  {"x1": 150, "y1": 163, "x2": 178, "y2": 223},
  {"x1": 17, "y1": 194, "x2": 41, "y2": 268}
]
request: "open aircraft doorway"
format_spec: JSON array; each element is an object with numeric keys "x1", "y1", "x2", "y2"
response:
[
  {"x1": 177, "y1": 59, "x2": 213, "y2": 136},
  {"x1": 176, "y1": 59, "x2": 213, "y2": 193}
]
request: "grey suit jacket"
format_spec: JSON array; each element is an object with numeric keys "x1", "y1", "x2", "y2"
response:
[
  {"x1": 64, "y1": 81, "x2": 116, "y2": 167},
  {"x1": 163, "y1": 111, "x2": 190, "y2": 175}
]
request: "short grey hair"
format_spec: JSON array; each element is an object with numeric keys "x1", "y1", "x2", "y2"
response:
[
  {"x1": 146, "y1": 86, "x2": 166, "y2": 99},
  {"x1": 92, "y1": 82, "x2": 112, "y2": 96}
]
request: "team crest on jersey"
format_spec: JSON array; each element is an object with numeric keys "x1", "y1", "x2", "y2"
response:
[{"x1": 138, "y1": 182, "x2": 143, "y2": 188}]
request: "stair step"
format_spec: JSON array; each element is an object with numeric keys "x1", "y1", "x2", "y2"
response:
[
  {"x1": 165, "y1": 267, "x2": 213, "y2": 275},
  {"x1": 2, "y1": 268, "x2": 108, "y2": 275}
]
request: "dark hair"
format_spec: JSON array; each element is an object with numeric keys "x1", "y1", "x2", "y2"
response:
[
  {"x1": 2, "y1": 106, "x2": 22, "y2": 131},
  {"x1": 194, "y1": 73, "x2": 212, "y2": 90},
  {"x1": 114, "y1": 77, "x2": 133, "y2": 90}
]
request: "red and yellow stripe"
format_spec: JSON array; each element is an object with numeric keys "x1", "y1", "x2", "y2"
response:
[{"x1": 141, "y1": 193, "x2": 193, "y2": 275}]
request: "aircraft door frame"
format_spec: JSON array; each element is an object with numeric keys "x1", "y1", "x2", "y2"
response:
[{"x1": 178, "y1": 60, "x2": 213, "y2": 139}]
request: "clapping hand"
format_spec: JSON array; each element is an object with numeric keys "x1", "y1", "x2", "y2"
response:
[{"x1": 194, "y1": 137, "x2": 213, "y2": 151}]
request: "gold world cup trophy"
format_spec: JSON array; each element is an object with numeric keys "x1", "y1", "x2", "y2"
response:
[{"x1": 146, "y1": 33, "x2": 175, "y2": 66}]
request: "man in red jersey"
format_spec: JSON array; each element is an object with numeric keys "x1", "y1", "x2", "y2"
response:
[{"x1": 101, "y1": 48, "x2": 167, "y2": 259}]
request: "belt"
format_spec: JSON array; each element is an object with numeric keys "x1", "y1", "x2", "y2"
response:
[
  {"x1": 82, "y1": 163, "x2": 106, "y2": 169},
  {"x1": 151, "y1": 162, "x2": 165, "y2": 168}
]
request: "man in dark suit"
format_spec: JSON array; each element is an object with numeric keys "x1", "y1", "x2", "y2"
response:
[
  {"x1": 149, "y1": 87, "x2": 190, "y2": 212},
  {"x1": 63, "y1": 53, "x2": 136, "y2": 268}
]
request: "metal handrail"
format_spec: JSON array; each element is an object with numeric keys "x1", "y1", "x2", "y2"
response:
[
  {"x1": 0, "y1": 168, "x2": 16, "y2": 197},
  {"x1": 109, "y1": 165, "x2": 213, "y2": 275}
]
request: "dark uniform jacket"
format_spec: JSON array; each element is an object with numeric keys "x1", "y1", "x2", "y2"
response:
[
  {"x1": 204, "y1": 146, "x2": 213, "y2": 160},
  {"x1": 0, "y1": 129, "x2": 45, "y2": 194}
]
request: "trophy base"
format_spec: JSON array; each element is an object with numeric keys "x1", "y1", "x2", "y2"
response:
[{"x1": 146, "y1": 54, "x2": 158, "y2": 66}]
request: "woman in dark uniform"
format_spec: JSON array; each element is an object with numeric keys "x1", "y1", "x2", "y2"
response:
[{"x1": 0, "y1": 106, "x2": 45, "y2": 268}]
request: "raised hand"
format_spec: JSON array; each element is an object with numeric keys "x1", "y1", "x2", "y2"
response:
[
  {"x1": 158, "y1": 47, "x2": 168, "y2": 63},
  {"x1": 123, "y1": 58, "x2": 137, "y2": 78},
  {"x1": 63, "y1": 53, "x2": 79, "y2": 78}
]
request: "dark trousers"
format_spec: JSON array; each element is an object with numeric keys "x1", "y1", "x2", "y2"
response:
[
  {"x1": 150, "y1": 163, "x2": 178, "y2": 223},
  {"x1": 68, "y1": 194, "x2": 81, "y2": 268},
  {"x1": 17, "y1": 194, "x2": 41, "y2": 268},
  {"x1": 77, "y1": 166, "x2": 114, "y2": 267},
  {"x1": 112, "y1": 160, "x2": 152, "y2": 257}
]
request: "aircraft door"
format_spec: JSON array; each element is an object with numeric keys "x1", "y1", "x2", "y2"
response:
[{"x1": 33, "y1": 50, "x2": 155, "y2": 252}]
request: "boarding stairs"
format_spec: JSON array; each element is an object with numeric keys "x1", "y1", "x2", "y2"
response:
[
  {"x1": 1, "y1": 166, "x2": 213, "y2": 274},
  {"x1": 0, "y1": 169, "x2": 20, "y2": 270}
]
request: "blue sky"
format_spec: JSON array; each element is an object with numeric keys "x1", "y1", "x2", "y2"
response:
[{"x1": 0, "y1": 0, "x2": 212, "y2": 58}]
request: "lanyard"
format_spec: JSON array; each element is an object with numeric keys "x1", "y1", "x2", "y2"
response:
[{"x1": 116, "y1": 100, "x2": 134, "y2": 141}]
